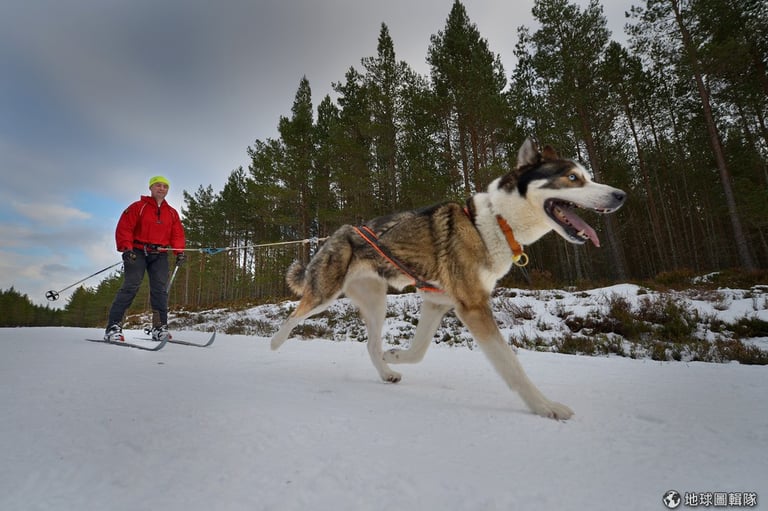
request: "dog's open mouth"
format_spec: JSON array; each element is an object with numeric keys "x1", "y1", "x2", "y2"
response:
[{"x1": 545, "y1": 199, "x2": 605, "y2": 247}]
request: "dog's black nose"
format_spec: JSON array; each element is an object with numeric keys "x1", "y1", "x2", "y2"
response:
[{"x1": 613, "y1": 191, "x2": 627, "y2": 203}]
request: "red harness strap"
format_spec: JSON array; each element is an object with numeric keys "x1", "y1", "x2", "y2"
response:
[{"x1": 353, "y1": 226, "x2": 443, "y2": 293}]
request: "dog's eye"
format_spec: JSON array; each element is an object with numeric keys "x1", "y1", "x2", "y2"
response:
[{"x1": 568, "y1": 174, "x2": 578, "y2": 181}]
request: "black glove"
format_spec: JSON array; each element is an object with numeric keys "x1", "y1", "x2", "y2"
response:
[
  {"x1": 175, "y1": 253, "x2": 186, "y2": 267},
  {"x1": 122, "y1": 250, "x2": 137, "y2": 264}
]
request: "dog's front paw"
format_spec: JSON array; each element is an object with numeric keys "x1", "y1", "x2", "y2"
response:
[
  {"x1": 532, "y1": 400, "x2": 574, "y2": 421},
  {"x1": 381, "y1": 370, "x2": 402, "y2": 384}
]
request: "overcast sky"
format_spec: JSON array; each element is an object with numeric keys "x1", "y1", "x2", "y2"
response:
[{"x1": 0, "y1": 0, "x2": 634, "y2": 309}]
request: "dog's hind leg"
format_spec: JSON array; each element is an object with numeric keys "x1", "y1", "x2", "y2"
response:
[
  {"x1": 455, "y1": 303, "x2": 574, "y2": 420},
  {"x1": 345, "y1": 278, "x2": 402, "y2": 383},
  {"x1": 270, "y1": 231, "x2": 354, "y2": 351},
  {"x1": 269, "y1": 291, "x2": 341, "y2": 350},
  {"x1": 384, "y1": 298, "x2": 450, "y2": 364}
]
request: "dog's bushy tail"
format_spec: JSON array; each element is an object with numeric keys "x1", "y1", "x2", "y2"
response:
[{"x1": 286, "y1": 260, "x2": 307, "y2": 296}]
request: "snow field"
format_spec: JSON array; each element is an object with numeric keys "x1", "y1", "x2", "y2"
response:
[{"x1": 1, "y1": 327, "x2": 766, "y2": 510}]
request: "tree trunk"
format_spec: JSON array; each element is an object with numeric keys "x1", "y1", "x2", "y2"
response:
[
  {"x1": 670, "y1": 0, "x2": 756, "y2": 270},
  {"x1": 622, "y1": 93, "x2": 664, "y2": 263},
  {"x1": 577, "y1": 106, "x2": 628, "y2": 280}
]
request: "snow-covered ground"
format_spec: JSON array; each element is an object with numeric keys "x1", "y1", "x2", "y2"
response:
[{"x1": 2, "y1": 315, "x2": 767, "y2": 510}]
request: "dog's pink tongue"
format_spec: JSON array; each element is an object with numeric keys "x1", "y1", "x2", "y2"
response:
[
  {"x1": 583, "y1": 224, "x2": 600, "y2": 247},
  {"x1": 561, "y1": 207, "x2": 600, "y2": 247}
]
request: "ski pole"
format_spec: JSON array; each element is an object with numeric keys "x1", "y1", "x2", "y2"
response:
[
  {"x1": 166, "y1": 264, "x2": 179, "y2": 293},
  {"x1": 45, "y1": 261, "x2": 123, "y2": 301}
]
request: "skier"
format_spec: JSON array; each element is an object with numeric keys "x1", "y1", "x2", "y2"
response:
[{"x1": 104, "y1": 176, "x2": 186, "y2": 342}]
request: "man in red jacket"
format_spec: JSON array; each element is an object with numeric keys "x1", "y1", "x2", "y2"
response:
[{"x1": 104, "y1": 176, "x2": 186, "y2": 342}]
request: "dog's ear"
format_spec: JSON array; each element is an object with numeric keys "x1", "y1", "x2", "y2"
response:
[
  {"x1": 517, "y1": 137, "x2": 540, "y2": 168},
  {"x1": 541, "y1": 145, "x2": 560, "y2": 160}
]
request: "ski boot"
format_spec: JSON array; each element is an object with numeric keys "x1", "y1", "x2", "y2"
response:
[
  {"x1": 151, "y1": 325, "x2": 171, "y2": 342},
  {"x1": 104, "y1": 324, "x2": 125, "y2": 342}
]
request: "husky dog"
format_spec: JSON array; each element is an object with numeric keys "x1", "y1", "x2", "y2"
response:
[{"x1": 270, "y1": 138, "x2": 626, "y2": 420}]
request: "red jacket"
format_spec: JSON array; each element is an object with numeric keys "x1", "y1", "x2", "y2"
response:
[{"x1": 115, "y1": 195, "x2": 186, "y2": 255}]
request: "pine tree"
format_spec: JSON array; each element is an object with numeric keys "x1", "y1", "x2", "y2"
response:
[
  {"x1": 602, "y1": 41, "x2": 667, "y2": 271},
  {"x1": 362, "y1": 24, "x2": 402, "y2": 213},
  {"x1": 628, "y1": 0, "x2": 757, "y2": 270},
  {"x1": 314, "y1": 95, "x2": 342, "y2": 235},
  {"x1": 428, "y1": 0, "x2": 510, "y2": 195},
  {"x1": 181, "y1": 184, "x2": 227, "y2": 305},
  {"x1": 332, "y1": 66, "x2": 376, "y2": 223},
  {"x1": 219, "y1": 167, "x2": 258, "y2": 301},
  {"x1": 278, "y1": 76, "x2": 316, "y2": 243},
  {"x1": 525, "y1": 0, "x2": 629, "y2": 280}
]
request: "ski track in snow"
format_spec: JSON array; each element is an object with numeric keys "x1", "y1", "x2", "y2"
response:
[{"x1": 0, "y1": 327, "x2": 766, "y2": 511}]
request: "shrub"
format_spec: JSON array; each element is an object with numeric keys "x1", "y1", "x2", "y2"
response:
[
  {"x1": 556, "y1": 334, "x2": 596, "y2": 356},
  {"x1": 712, "y1": 340, "x2": 768, "y2": 365}
]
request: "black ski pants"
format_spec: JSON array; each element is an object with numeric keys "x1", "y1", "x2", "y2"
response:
[{"x1": 107, "y1": 250, "x2": 169, "y2": 328}]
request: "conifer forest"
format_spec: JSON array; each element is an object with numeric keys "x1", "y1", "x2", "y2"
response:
[{"x1": 8, "y1": 0, "x2": 767, "y2": 324}]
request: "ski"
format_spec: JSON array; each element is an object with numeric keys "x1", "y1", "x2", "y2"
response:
[
  {"x1": 136, "y1": 331, "x2": 217, "y2": 348},
  {"x1": 85, "y1": 336, "x2": 168, "y2": 351}
]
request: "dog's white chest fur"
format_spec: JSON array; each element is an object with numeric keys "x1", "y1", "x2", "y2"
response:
[{"x1": 470, "y1": 187, "x2": 545, "y2": 290}]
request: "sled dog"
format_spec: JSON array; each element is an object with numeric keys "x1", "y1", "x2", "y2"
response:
[{"x1": 270, "y1": 137, "x2": 626, "y2": 420}]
